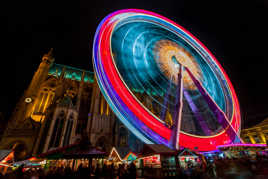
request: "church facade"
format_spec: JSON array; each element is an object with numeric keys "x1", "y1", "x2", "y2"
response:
[{"x1": 0, "y1": 50, "x2": 143, "y2": 157}]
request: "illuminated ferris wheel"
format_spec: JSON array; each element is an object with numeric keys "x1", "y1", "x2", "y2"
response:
[{"x1": 93, "y1": 9, "x2": 241, "y2": 151}]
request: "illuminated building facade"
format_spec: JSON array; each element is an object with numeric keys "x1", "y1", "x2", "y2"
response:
[
  {"x1": 0, "y1": 50, "x2": 142, "y2": 157},
  {"x1": 240, "y1": 118, "x2": 268, "y2": 144}
]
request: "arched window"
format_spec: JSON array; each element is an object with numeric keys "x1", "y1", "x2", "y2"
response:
[
  {"x1": 32, "y1": 88, "x2": 55, "y2": 122},
  {"x1": 54, "y1": 119, "x2": 64, "y2": 147},
  {"x1": 48, "y1": 111, "x2": 65, "y2": 149},
  {"x1": 96, "y1": 136, "x2": 107, "y2": 151},
  {"x1": 119, "y1": 127, "x2": 128, "y2": 147},
  {"x1": 48, "y1": 117, "x2": 59, "y2": 149},
  {"x1": 63, "y1": 114, "x2": 74, "y2": 146}
]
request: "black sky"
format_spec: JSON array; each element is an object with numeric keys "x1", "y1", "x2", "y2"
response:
[{"x1": 1, "y1": 0, "x2": 268, "y2": 128}]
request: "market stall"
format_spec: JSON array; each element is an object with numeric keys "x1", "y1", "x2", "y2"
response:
[
  {"x1": 108, "y1": 147, "x2": 136, "y2": 165},
  {"x1": 137, "y1": 144, "x2": 177, "y2": 178},
  {"x1": 11, "y1": 157, "x2": 45, "y2": 172},
  {"x1": 217, "y1": 143, "x2": 267, "y2": 159},
  {"x1": 38, "y1": 141, "x2": 107, "y2": 171},
  {"x1": 178, "y1": 148, "x2": 202, "y2": 169},
  {"x1": 123, "y1": 151, "x2": 137, "y2": 163}
]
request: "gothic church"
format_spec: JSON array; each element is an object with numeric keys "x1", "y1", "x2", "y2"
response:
[{"x1": 0, "y1": 49, "x2": 143, "y2": 157}]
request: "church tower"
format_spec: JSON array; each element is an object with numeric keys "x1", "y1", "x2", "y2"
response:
[
  {"x1": 0, "y1": 49, "x2": 54, "y2": 157},
  {"x1": 0, "y1": 49, "x2": 144, "y2": 158}
]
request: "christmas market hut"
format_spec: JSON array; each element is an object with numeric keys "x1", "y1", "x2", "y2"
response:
[
  {"x1": 137, "y1": 144, "x2": 177, "y2": 178},
  {"x1": 217, "y1": 143, "x2": 267, "y2": 158},
  {"x1": 108, "y1": 147, "x2": 137, "y2": 165},
  {"x1": 38, "y1": 140, "x2": 107, "y2": 170},
  {"x1": 178, "y1": 148, "x2": 202, "y2": 168}
]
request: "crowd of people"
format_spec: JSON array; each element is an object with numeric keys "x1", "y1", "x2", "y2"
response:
[
  {"x1": 1, "y1": 154, "x2": 268, "y2": 178},
  {"x1": 0, "y1": 162, "x2": 137, "y2": 179},
  {"x1": 174, "y1": 154, "x2": 268, "y2": 179}
]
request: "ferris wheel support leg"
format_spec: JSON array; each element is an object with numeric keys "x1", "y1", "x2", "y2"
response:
[
  {"x1": 169, "y1": 65, "x2": 184, "y2": 150},
  {"x1": 184, "y1": 67, "x2": 242, "y2": 143}
]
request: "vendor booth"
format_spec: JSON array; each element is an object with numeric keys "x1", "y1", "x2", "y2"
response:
[
  {"x1": 178, "y1": 148, "x2": 202, "y2": 169},
  {"x1": 38, "y1": 141, "x2": 107, "y2": 171},
  {"x1": 123, "y1": 151, "x2": 137, "y2": 163},
  {"x1": 108, "y1": 147, "x2": 137, "y2": 165},
  {"x1": 217, "y1": 143, "x2": 267, "y2": 159},
  {"x1": 137, "y1": 144, "x2": 177, "y2": 178}
]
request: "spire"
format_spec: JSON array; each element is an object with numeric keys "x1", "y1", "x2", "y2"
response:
[
  {"x1": 48, "y1": 48, "x2": 53, "y2": 55},
  {"x1": 25, "y1": 49, "x2": 54, "y2": 96},
  {"x1": 42, "y1": 48, "x2": 55, "y2": 64}
]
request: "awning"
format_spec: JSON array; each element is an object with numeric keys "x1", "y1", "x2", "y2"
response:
[
  {"x1": 108, "y1": 147, "x2": 137, "y2": 162},
  {"x1": 178, "y1": 148, "x2": 199, "y2": 157},
  {"x1": 38, "y1": 142, "x2": 107, "y2": 160},
  {"x1": 63, "y1": 148, "x2": 106, "y2": 159}
]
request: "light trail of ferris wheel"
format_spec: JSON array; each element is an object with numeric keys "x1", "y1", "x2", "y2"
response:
[{"x1": 93, "y1": 9, "x2": 242, "y2": 151}]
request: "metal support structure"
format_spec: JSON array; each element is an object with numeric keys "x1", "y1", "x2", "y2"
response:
[
  {"x1": 184, "y1": 67, "x2": 242, "y2": 143},
  {"x1": 169, "y1": 65, "x2": 183, "y2": 150},
  {"x1": 183, "y1": 90, "x2": 212, "y2": 136}
]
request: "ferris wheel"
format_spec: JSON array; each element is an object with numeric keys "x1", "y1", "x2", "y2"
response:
[{"x1": 93, "y1": 9, "x2": 241, "y2": 151}]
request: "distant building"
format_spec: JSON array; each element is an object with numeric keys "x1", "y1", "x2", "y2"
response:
[
  {"x1": 0, "y1": 49, "x2": 143, "y2": 157},
  {"x1": 240, "y1": 117, "x2": 268, "y2": 144}
]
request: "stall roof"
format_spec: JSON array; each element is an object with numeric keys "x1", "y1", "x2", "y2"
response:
[
  {"x1": 116, "y1": 147, "x2": 132, "y2": 159},
  {"x1": 108, "y1": 147, "x2": 135, "y2": 162},
  {"x1": 109, "y1": 147, "x2": 123, "y2": 162},
  {"x1": 0, "y1": 150, "x2": 12, "y2": 161},
  {"x1": 123, "y1": 152, "x2": 137, "y2": 161},
  {"x1": 38, "y1": 142, "x2": 107, "y2": 159},
  {"x1": 64, "y1": 147, "x2": 106, "y2": 159},
  {"x1": 38, "y1": 143, "x2": 78, "y2": 159},
  {"x1": 178, "y1": 148, "x2": 199, "y2": 156},
  {"x1": 139, "y1": 144, "x2": 176, "y2": 157}
]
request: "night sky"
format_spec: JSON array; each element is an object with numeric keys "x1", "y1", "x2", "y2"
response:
[{"x1": 1, "y1": 0, "x2": 268, "y2": 128}]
